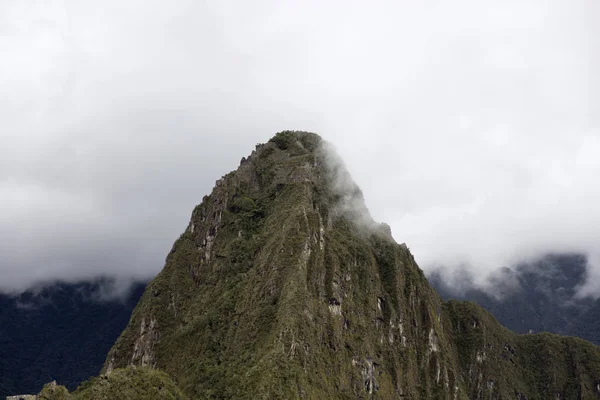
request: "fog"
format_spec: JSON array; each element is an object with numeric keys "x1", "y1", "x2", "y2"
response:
[{"x1": 1, "y1": 1, "x2": 598, "y2": 296}]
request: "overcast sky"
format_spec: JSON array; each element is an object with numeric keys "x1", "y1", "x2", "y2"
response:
[{"x1": 1, "y1": 1, "x2": 598, "y2": 296}]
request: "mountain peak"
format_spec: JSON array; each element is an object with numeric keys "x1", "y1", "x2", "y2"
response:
[
  {"x1": 267, "y1": 130, "x2": 323, "y2": 151},
  {"x1": 94, "y1": 132, "x2": 600, "y2": 399}
]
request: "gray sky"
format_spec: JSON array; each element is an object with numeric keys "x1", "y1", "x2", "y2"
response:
[{"x1": 1, "y1": 1, "x2": 599, "y2": 296}]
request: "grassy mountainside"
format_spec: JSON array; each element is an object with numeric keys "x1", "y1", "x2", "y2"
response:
[
  {"x1": 33, "y1": 367, "x2": 187, "y2": 400},
  {"x1": 53, "y1": 131, "x2": 600, "y2": 399}
]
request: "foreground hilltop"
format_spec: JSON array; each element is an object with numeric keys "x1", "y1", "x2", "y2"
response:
[{"x1": 38, "y1": 132, "x2": 600, "y2": 399}]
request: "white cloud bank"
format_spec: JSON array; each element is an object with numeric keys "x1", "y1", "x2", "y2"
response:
[{"x1": 0, "y1": 1, "x2": 598, "y2": 295}]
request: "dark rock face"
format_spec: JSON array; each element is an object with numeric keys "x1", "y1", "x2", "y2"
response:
[{"x1": 0, "y1": 280, "x2": 146, "y2": 398}]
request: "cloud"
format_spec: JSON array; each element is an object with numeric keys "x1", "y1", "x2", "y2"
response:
[{"x1": 1, "y1": 1, "x2": 598, "y2": 296}]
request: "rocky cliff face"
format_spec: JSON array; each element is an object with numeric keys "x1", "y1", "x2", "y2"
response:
[{"x1": 99, "y1": 131, "x2": 600, "y2": 399}]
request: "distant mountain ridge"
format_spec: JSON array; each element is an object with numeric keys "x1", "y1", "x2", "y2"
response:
[
  {"x1": 0, "y1": 279, "x2": 146, "y2": 398},
  {"x1": 428, "y1": 253, "x2": 600, "y2": 346}
]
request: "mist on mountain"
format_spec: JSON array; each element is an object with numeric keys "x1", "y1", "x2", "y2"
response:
[{"x1": 428, "y1": 253, "x2": 600, "y2": 345}]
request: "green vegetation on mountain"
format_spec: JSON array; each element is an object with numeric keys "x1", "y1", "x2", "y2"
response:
[
  {"x1": 33, "y1": 367, "x2": 187, "y2": 400},
  {"x1": 35, "y1": 131, "x2": 600, "y2": 399}
]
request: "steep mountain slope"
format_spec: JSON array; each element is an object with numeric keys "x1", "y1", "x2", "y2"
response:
[
  {"x1": 0, "y1": 280, "x2": 146, "y2": 398},
  {"x1": 429, "y1": 254, "x2": 600, "y2": 345},
  {"x1": 97, "y1": 131, "x2": 600, "y2": 399}
]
